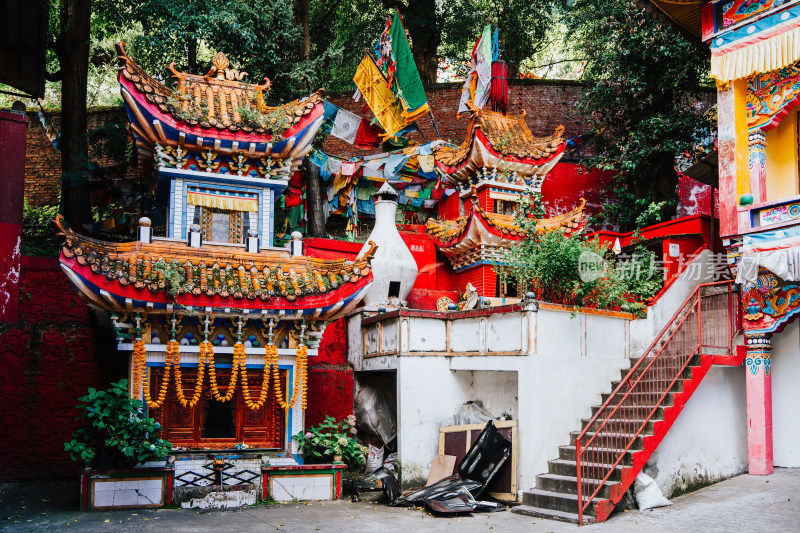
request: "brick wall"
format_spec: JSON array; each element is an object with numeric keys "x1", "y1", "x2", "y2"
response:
[
  {"x1": 456, "y1": 265, "x2": 497, "y2": 297},
  {"x1": 24, "y1": 108, "x2": 136, "y2": 207}
]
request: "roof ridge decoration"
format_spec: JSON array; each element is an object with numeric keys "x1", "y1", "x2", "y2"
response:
[
  {"x1": 116, "y1": 42, "x2": 322, "y2": 137},
  {"x1": 434, "y1": 109, "x2": 566, "y2": 184},
  {"x1": 55, "y1": 216, "x2": 377, "y2": 308},
  {"x1": 425, "y1": 190, "x2": 586, "y2": 249}
]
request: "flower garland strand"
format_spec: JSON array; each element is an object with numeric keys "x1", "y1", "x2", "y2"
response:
[
  {"x1": 299, "y1": 345, "x2": 308, "y2": 410},
  {"x1": 240, "y1": 344, "x2": 275, "y2": 410},
  {"x1": 208, "y1": 340, "x2": 243, "y2": 402},
  {"x1": 173, "y1": 339, "x2": 206, "y2": 408},
  {"x1": 131, "y1": 339, "x2": 147, "y2": 399},
  {"x1": 143, "y1": 340, "x2": 172, "y2": 409},
  {"x1": 273, "y1": 344, "x2": 308, "y2": 411}
]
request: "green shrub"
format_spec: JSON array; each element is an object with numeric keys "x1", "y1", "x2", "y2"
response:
[
  {"x1": 295, "y1": 415, "x2": 366, "y2": 470},
  {"x1": 21, "y1": 201, "x2": 60, "y2": 257},
  {"x1": 498, "y1": 190, "x2": 662, "y2": 315},
  {"x1": 64, "y1": 379, "x2": 172, "y2": 469}
]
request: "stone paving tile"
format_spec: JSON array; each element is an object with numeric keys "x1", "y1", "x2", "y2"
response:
[{"x1": 1, "y1": 468, "x2": 798, "y2": 532}]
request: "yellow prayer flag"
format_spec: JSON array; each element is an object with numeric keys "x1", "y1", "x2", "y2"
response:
[{"x1": 353, "y1": 56, "x2": 407, "y2": 138}]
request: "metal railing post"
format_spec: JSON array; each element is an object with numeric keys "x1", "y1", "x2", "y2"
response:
[{"x1": 576, "y1": 436, "x2": 583, "y2": 525}]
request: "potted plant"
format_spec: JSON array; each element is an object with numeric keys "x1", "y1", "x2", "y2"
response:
[
  {"x1": 295, "y1": 415, "x2": 366, "y2": 470},
  {"x1": 64, "y1": 379, "x2": 175, "y2": 510}
]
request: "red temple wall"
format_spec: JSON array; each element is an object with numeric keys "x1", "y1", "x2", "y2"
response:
[
  {"x1": 305, "y1": 318, "x2": 354, "y2": 428},
  {"x1": 0, "y1": 257, "x2": 115, "y2": 481}
]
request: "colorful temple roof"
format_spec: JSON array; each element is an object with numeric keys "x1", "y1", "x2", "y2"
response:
[
  {"x1": 57, "y1": 217, "x2": 376, "y2": 320},
  {"x1": 116, "y1": 43, "x2": 324, "y2": 173},
  {"x1": 434, "y1": 109, "x2": 566, "y2": 184},
  {"x1": 425, "y1": 193, "x2": 586, "y2": 269}
]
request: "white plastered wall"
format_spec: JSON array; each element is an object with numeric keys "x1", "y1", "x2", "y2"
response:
[
  {"x1": 645, "y1": 365, "x2": 748, "y2": 497},
  {"x1": 394, "y1": 308, "x2": 632, "y2": 492},
  {"x1": 772, "y1": 319, "x2": 800, "y2": 467}
]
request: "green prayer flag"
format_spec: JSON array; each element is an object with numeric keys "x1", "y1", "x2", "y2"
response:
[{"x1": 389, "y1": 11, "x2": 428, "y2": 115}]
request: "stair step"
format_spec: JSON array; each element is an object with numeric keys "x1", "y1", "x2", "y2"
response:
[
  {"x1": 536, "y1": 473, "x2": 619, "y2": 499},
  {"x1": 591, "y1": 404, "x2": 665, "y2": 420},
  {"x1": 580, "y1": 418, "x2": 655, "y2": 436},
  {"x1": 601, "y1": 390, "x2": 674, "y2": 404},
  {"x1": 548, "y1": 459, "x2": 626, "y2": 481},
  {"x1": 558, "y1": 445, "x2": 634, "y2": 466},
  {"x1": 610, "y1": 376, "x2": 686, "y2": 390},
  {"x1": 570, "y1": 431, "x2": 644, "y2": 448},
  {"x1": 522, "y1": 489, "x2": 597, "y2": 516},
  {"x1": 511, "y1": 504, "x2": 593, "y2": 524}
]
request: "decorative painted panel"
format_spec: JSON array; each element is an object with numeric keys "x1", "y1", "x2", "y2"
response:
[
  {"x1": 719, "y1": 0, "x2": 792, "y2": 30},
  {"x1": 759, "y1": 201, "x2": 800, "y2": 225},
  {"x1": 742, "y1": 267, "x2": 800, "y2": 332},
  {"x1": 746, "y1": 60, "x2": 800, "y2": 130}
]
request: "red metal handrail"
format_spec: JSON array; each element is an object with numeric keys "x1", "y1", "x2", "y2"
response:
[{"x1": 575, "y1": 281, "x2": 740, "y2": 524}]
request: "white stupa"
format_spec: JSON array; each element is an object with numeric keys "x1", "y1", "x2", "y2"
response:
[{"x1": 357, "y1": 182, "x2": 418, "y2": 307}]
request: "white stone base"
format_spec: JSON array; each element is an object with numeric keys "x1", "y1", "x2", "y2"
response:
[
  {"x1": 91, "y1": 478, "x2": 164, "y2": 509},
  {"x1": 182, "y1": 487, "x2": 257, "y2": 509}
]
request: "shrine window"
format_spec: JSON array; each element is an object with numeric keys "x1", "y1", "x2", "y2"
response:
[
  {"x1": 195, "y1": 208, "x2": 249, "y2": 244},
  {"x1": 493, "y1": 199, "x2": 517, "y2": 216},
  {"x1": 201, "y1": 398, "x2": 237, "y2": 439},
  {"x1": 495, "y1": 276, "x2": 518, "y2": 298}
]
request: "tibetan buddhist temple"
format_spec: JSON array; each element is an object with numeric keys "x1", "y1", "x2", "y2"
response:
[
  {"x1": 58, "y1": 44, "x2": 375, "y2": 475},
  {"x1": 426, "y1": 109, "x2": 586, "y2": 299}
]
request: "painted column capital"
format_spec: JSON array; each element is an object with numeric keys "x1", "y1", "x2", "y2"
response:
[
  {"x1": 747, "y1": 129, "x2": 767, "y2": 147},
  {"x1": 744, "y1": 332, "x2": 772, "y2": 376}
]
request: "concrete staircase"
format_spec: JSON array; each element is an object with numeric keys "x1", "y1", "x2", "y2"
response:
[
  {"x1": 513, "y1": 353, "x2": 712, "y2": 524},
  {"x1": 512, "y1": 282, "x2": 740, "y2": 525}
]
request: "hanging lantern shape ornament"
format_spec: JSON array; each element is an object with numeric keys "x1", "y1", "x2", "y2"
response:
[{"x1": 358, "y1": 182, "x2": 418, "y2": 307}]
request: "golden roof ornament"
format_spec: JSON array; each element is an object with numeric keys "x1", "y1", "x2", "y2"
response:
[{"x1": 207, "y1": 51, "x2": 249, "y2": 82}]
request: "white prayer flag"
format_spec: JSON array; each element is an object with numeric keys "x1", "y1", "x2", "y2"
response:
[{"x1": 330, "y1": 108, "x2": 361, "y2": 144}]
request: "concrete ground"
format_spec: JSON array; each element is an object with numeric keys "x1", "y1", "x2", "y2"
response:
[{"x1": 1, "y1": 468, "x2": 799, "y2": 532}]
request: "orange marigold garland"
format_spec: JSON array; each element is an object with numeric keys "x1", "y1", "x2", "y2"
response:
[
  {"x1": 131, "y1": 339, "x2": 147, "y2": 399},
  {"x1": 299, "y1": 345, "x2": 308, "y2": 410},
  {"x1": 240, "y1": 344, "x2": 275, "y2": 410},
  {"x1": 143, "y1": 340, "x2": 172, "y2": 408},
  {"x1": 173, "y1": 339, "x2": 206, "y2": 408},
  {"x1": 208, "y1": 341, "x2": 243, "y2": 402},
  {"x1": 273, "y1": 343, "x2": 308, "y2": 411}
]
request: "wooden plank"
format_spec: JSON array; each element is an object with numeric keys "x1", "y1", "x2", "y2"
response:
[{"x1": 426, "y1": 455, "x2": 457, "y2": 486}]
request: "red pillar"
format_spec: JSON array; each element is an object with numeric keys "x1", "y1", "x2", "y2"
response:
[
  {"x1": 745, "y1": 333, "x2": 773, "y2": 475},
  {"x1": 0, "y1": 110, "x2": 29, "y2": 323}
]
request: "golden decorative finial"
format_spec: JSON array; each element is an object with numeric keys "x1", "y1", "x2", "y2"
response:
[
  {"x1": 212, "y1": 52, "x2": 230, "y2": 75},
  {"x1": 206, "y1": 52, "x2": 248, "y2": 81}
]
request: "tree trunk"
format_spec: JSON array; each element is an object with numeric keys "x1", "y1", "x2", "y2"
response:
[
  {"x1": 386, "y1": 0, "x2": 440, "y2": 85},
  {"x1": 187, "y1": 38, "x2": 198, "y2": 74},
  {"x1": 60, "y1": 0, "x2": 91, "y2": 228},
  {"x1": 296, "y1": 0, "x2": 311, "y2": 61},
  {"x1": 305, "y1": 163, "x2": 326, "y2": 238}
]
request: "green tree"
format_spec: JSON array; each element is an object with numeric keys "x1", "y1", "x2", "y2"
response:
[
  {"x1": 440, "y1": 0, "x2": 562, "y2": 78},
  {"x1": 566, "y1": 0, "x2": 711, "y2": 230},
  {"x1": 96, "y1": 0, "x2": 316, "y2": 102}
]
